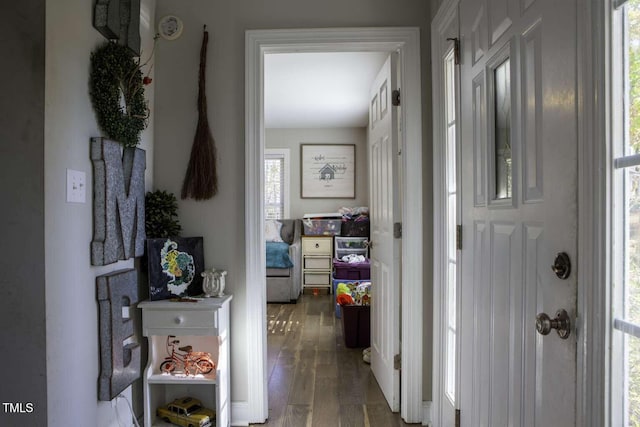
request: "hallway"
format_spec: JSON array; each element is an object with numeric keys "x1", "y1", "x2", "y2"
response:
[{"x1": 256, "y1": 294, "x2": 411, "y2": 427}]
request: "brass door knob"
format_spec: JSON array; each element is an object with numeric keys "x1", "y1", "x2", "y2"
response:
[{"x1": 536, "y1": 309, "x2": 571, "y2": 339}]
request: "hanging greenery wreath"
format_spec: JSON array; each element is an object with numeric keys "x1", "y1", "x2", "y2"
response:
[{"x1": 89, "y1": 42, "x2": 148, "y2": 147}]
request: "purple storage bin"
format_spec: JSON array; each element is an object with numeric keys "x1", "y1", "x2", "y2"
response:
[
  {"x1": 341, "y1": 305, "x2": 370, "y2": 348},
  {"x1": 333, "y1": 259, "x2": 371, "y2": 280}
]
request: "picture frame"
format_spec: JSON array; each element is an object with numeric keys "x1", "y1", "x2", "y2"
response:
[
  {"x1": 300, "y1": 144, "x2": 356, "y2": 198},
  {"x1": 146, "y1": 237, "x2": 204, "y2": 300}
]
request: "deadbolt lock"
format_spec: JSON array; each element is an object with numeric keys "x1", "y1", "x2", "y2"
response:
[
  {"x1": 536, "y1": 309, "x2": 571, "y2": 339},
  {"x1": 551, "y1": 252, "x2": 571, "y2": 279}
]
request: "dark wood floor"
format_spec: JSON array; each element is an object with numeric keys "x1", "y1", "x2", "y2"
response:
[{"x1": 252, "y1": 293, "x2": 412, "y2": 427}]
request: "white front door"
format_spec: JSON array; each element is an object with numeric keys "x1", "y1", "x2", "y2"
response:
[
  {"x1": 369, "y1": 54, "x2": 401, "y2": 412},
  {"x1": 456, "y1": 0, "x2": 578, "y2": 425}
]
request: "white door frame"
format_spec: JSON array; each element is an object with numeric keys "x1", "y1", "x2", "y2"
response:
[
  {"x1": 575, "y1": 0, "x2": 607, "y2": 425},
  {"x1": 245, "y1": 27, "x2": 423, "y2": 424},
  {"x1": 431, "y1": 1, "x2": 460, "y2": 425}
]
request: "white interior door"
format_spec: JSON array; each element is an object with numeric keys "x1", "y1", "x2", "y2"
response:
[
  {"x1": 457, "y1": 0, "x2": 578, "y2": 425},
  {"x1": 368, "y1": 54, "x2": 401, "y2": 412}
]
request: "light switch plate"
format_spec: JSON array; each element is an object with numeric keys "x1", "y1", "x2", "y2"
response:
[{"x1": 66, "y1": 169, "x2": 86, "y2": 203}]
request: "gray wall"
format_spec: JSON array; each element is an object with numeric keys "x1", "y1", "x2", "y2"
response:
[
  {"x1": 0, "y1": 1, "x2": 47, "y2": 425},
  {"x1": 43, "y1": 0, "x2": 157, "y2": 426},
  {"x1": 431, "y1": 0, "x2": 446, "y2": 17},
  {"x1": 266, "y1": 128, "x2": 369, "y2": 219},
  {"x1": 154, "y1": 0, "x2": 433, "y2": 410}
]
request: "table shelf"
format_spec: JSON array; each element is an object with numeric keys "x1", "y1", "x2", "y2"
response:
[{"x1": 139, "y1": 296, "x2": 232, "y2": 427}]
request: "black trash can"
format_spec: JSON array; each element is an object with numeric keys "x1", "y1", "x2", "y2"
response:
[{"x1": 340, "y1": 304, "x2": 370, "y2": 348}]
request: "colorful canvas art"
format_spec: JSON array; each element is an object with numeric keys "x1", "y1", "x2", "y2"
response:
[{"x1": 147, "y1": 237, "x2": 204, "y2": 300}]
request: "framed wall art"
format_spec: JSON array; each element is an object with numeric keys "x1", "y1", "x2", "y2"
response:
[
  {"x1": 146, "y1": 237, "x2": 204, "y2": 300},
  {"x1": 300, "y1": 144, "x2": 355, "y2": 198}
]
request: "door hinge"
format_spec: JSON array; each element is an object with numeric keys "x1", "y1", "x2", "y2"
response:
[
  {"x1": 455, "y1": 409, "x2": 461, "y2": 427},
  {"x1": 394, "y1": 354, "x2": 401, "y2": 370},
  {"x1": 456, "y1": 224, "x2": 462, "y2": 250},
  {"x1": 392, "y1": 89, "x2": 401, "y2": 106},
  {"x1": 394, "y1": 222, "x2": 402, "y2": 238},
  {"x1": 447, "y1": 37, "x2": 460, "y2": 65}
]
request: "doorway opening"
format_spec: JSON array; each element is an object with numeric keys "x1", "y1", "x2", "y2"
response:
[
  {"x1": 262, "y1": 49, "x2": 392, "y2": 423},
  {"x1": 245, "y1": 27, "x2": 424, "y2": 424}
]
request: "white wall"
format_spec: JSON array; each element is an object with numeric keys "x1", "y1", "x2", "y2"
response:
[
  {"x1": 154, "y1": 0, "x2": 433, "y2": 416},
  {"x1": 44, "y1": 0, "x2": 156, "y2": 426},
  {"x1": 266, "y1": 128, "x2": 369, "y2": 219}
]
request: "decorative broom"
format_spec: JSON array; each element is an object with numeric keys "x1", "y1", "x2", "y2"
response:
[{"x1": 181, "y1": 25, "x2": 218, "y2": 200}]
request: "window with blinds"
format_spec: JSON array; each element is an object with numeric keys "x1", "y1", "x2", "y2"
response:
[{"x1": 265, "y1": 149, "x2": 290, "y2": 220}]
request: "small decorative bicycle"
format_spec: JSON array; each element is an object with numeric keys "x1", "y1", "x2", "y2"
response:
[{"x1": 160, "y1": 335, "x2": 216, "y2": 376}]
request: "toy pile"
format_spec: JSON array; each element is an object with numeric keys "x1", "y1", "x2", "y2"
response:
[{"x1": 335, "y1": 281, "x2": 371, "y2": 306}]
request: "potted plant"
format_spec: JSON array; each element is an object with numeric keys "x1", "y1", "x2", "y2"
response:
[{"x1": 145, "y1": 190, "x2": 182, "y2": 238}]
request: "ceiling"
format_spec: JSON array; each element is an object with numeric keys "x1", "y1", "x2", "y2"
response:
[{"x1": 264, "y1": 52, "x2": 388, "y2": 129}]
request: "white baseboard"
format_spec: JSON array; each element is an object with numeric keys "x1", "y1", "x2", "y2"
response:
[
  {"x1": 231, "y1": 401, "x2": 250, "y2": 426},
  {"x1": 423, "y1": 401, "x2": 432, "y2": 426}
]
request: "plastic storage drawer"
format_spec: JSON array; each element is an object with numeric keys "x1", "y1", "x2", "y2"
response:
[{"x1": 334, "y1": 237, "x2": 369, "y2": 258}]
